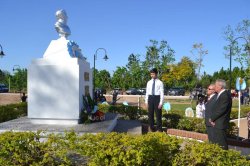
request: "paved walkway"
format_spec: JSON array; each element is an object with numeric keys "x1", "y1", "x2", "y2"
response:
[{"x1": 113, "y1": 120, "x2": 142, "y2": 135}]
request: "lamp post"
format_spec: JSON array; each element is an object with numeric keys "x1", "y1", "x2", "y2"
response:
[
  {"x1": 13, "y1": 65, "x2": 21, "y2": 93},
  {"x1": 0, "y1": 44, "x2": 5, "y2": 58},
  {"x1": 229, "y1": 37, "x2": 250, "y2": 90},
  {"x1": 93, "y1": 48, "x2": 109, "y2": 99},
  {"x1": 13, "y1": 65, "x2": 21, "y2": 72}
]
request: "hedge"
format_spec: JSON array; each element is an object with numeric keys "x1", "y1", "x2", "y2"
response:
[
  {"x1": 231, "y1": 106, "x2": 250, "y2": 119},
  {"x1": 0, "y1": 102, "x2": 27, "y2": 123},
  {"x1": 0, "y1": 131, "x2": 249, "y2": 165},
  {"x1": 98, "y1": 104, "x2": 147, "y2": 120},
  {"x1": 97, "y1": 104, "x2": 240, "y2": 136},
  {"x1": 163, "y1": 113, "x2": 237, "y2": 136},
  {"x1": 173, "y1": 140, "x2": 250, "y2": 166}
]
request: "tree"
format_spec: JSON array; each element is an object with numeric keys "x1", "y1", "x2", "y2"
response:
[
  {"x1": 11, "y1": 68, "x2": 27, "y2": 92},
  {"x1": 223, "y1": 19, "x2": 250, "y2": 70},
  {"x1": 143, "y1": 40, "x2": 175, "y2": 77},
  {"x1": 112, "y1": 67, "x2": 130, "y2": 90},
  {"x1": 190, "y1": 43, "x2": 208, "y2": 81},
  {"x1": 126, "y1": 54, "x2": 140, "y2": 70},
  {"x1": 162, "y1": 56, "x2": 196, "y2": 89},
  {"x1": 205, "y1": 67, "x2": 247, "y2": 89},
  {"x1": 126, "y1": 54, "x2": 142, "y2": 88},
  {"x1": 0, "y1": 70, "x2": 10, "y2": 86},
  {"x1": 200, "y1": 72, "x2": 213, "y2": 88},
  {"x1": 95, "y1": 69, "x2": 112, "y2": 90}
]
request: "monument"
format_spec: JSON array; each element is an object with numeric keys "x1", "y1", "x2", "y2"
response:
[{"x1": 28, "y1": 9, "x2": 93, "y2": 125}]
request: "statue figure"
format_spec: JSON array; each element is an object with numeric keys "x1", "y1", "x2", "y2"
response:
[{"x1": 55, "y1": 9, "x2": 71, "y2": 38}]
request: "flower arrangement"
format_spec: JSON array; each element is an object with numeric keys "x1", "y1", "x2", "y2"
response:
[{"x1": 82, "y1": 94, "x2": 105, "y2": 122}]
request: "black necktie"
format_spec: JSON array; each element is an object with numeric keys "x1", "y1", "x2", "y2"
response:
[{"x1": 152, "y1": 79, "x2": 155, "y2": 95}]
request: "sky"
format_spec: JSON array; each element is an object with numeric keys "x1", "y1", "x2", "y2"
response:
[{"x1": 0, "y1": 0, "x2": 249, "y2": 75}]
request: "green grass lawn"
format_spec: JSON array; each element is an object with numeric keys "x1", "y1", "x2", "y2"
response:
[
  {"x1": 164, "y1": 98, "x2": 249, "y2": 112},
  {"x1": 164, "y1": 99, "x2": 196, "y2": 112}
]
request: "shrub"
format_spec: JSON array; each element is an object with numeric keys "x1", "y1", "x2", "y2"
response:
[
  {"x1": 0, "y1": 131, "x2": 72, "y2": 165},
  {"x1": 0, "y1": 131, "x2": 249, "y2": 165},
  {"x1": 177, "y1": 117, "x2": 206, "y2": 133},
  {"x1": 169, "y1": 109, "x2": 186, "y2": 117},
  {"x1": 0, "y1": 102, "x2": 27, "y2": 123},
  {"x1": 230, "y1": 107, "x2": 250, "y2": 119},
  {"x1": 66, "y1": 132, "x2": 181, "y2": 166},
  {"x1": 98, "y1": 103, "x2": 110, "y2": 113},
  {"x1": 163, "y1": 113, "x2": 182, "y2": 129},
  {"x1": 98, "y1": 104, "x2": 147, "y2": 120},
  {"x1": 164, "y1": 113, "x2": 236, "y2": 135},
  {"x1": 227, "y1": 122, "x2": 239, "y2": 138},
  {"x1": 173, "y1": 141, "x2": 250, "y2": 166}
]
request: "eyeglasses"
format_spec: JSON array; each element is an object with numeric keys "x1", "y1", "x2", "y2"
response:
[{"x1": 207, "y1": 88, "x2": 214, "y2": 90}]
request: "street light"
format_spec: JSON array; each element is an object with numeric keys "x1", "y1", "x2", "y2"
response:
[
  {"x1": 12, "y1": 65, "x2": 21, "y2": 93},
  {"x1": 229, "y1": 37, "x2": 250, "y2": 90},
  {"x1": 0, "y1": 44, "x2": 5, "y2": 58},
  {"x1": 13, "y1": 65, "x2": 21, "y2": 72},
  {"x1": 93, "y1": 48, "x2": 109, "y2": 99}
]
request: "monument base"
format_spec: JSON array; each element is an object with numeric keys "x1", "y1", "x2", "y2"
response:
[
  {"x1": 28, "y1": 57, "x2": 93, "y2": 125},
  {"x1": 30, "y1": 118, "x2": 81, "y2": 125},
  {"x1": 0, "y1": 113, "x2": 118, "y2": 135}
]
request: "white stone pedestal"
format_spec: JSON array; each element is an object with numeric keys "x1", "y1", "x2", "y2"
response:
[{"x1": 28, "y1": 38, "x2": 92, "y2": 125}]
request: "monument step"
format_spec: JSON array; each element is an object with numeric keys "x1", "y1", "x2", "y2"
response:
[
  {"x1": 0, "y1": 113, "x2": 118, "y2": 135},
  {"x1": 113, "y1": 119, "x2": 142, "y2": 135}
]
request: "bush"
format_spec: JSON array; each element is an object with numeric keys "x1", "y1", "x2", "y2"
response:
[
  {"x1": 173, "y1": 141, "x2": 250, "y2": 166},
  {"x1": 163, "y1": 113, "x2": 182, "y2": 129},
  {"x1": 72, "y1": 132, "x2": 181, "y2": 165},
  {"x1": 168, "y1": 109, "x2": 186, "y2": 117},
  {"x1": 177, "y1": 118, "x2": 206, "y2": 133},
  {"x1": 163, "y1": 112, "x2": 207, "y2": 133},
  {"x1": 0, "y1": 131, "x2": 249, "y2": 165},
  {"x1": 97, "y1": 103, "x2": 110, "y2": 113},
  {"x1": 0, "y1": 102, "x2": 27, "y2": 123},
  {"x1": 98, "y1": 104, "x2": 147, "y2": 120},
  {"x1": 230, "y1": 107, "x2": 250, "y2": 119},
  {"x1": 0, "y1": 131, "x2": 71, "y2": 165}
]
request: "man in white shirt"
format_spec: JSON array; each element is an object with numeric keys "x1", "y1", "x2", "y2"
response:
[{"x1": 145, "y1": 68, "x2": 164, "y2": 132}]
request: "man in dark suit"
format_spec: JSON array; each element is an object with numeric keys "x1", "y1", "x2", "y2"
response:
[
  {"x1": 209, "y1": 79, "x2": 232, "y2": 150},
  {"x1": 205, "y1": 84, "x2": 217, "y2": 142}
]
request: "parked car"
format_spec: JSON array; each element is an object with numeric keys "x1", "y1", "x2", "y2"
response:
[
  {"x1": 0, "y1": 84, "x2": 9, "y2": 93},
  {"x1": 126, "y1": 88, "x2": 139, "y2": 95},
  {"x1": 138, "y1": 88, "x2": 146, "y2": 95},
  {"x1": 168, "y1": 87, "x2": 185, "y2": 96},
  {"x1": 190, "y1": 87, "x2": 206, "y2": 99},
  {"x1": 112, "y1": 88, "x2": 122, "y2": 95},
  {"x1": 95, "y1": 88, "x2": 106, "y2": 95},
  {"x1": 164, "y1": 87, "x2": 169, "y2": 95}
]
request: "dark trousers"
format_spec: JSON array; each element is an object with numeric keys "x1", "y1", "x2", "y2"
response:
[
  {"x1": 148, "y1": 95, "x2": 162, "y2": 131},
  {"x1": 211, "y1": 128, "x2": 228, "y2": 150},
  {"x1": 206, "y1": 126, "x2": 214, "y2": 142}
]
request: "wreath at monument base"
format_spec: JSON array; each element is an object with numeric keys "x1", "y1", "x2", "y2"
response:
[
  {"x1": 88, "y1": 110, "x2": 105, "y2": 122},
  {"x1": 82, "y1": 95, "x2": 105, "y2": 123}
]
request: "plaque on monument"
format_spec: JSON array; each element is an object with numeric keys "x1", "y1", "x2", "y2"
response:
[
  {"x1": 85, "y1": 86, "x2": 90, "y2": 96},
  {"x1": 28, "y1": 9, "x2": 93, "y2": 125},
  {"x1": 84, "y1": 72, "x2": 89, "y2": 81}
]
